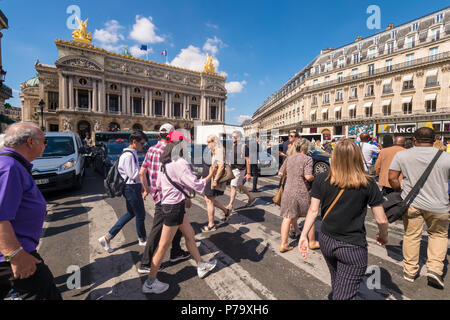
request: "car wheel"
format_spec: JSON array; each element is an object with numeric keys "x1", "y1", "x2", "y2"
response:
[
  {"x1": 74, "y1": 170, "x2": 84, "y2": 190},
  {"x1": 314, "y1": 162, "x2": 330, "y2": 175}
]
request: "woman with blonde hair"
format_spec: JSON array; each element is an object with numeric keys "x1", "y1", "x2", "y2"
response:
[
  {"x1": 201, "y1": 134, "x2": 231, "y2": 232},
  {"x1": 278, "y1": 138, "x2": 318, "y2": 252},
  {"x1": 299, "y1": 139, "x2": 389, "y2": 300}
]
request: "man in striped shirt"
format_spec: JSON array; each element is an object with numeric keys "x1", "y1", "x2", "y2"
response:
[{"x1": 138, "y1": 124, "x2": 189, "y2": 273}]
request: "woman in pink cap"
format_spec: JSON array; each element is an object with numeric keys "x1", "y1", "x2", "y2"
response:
[{"x1": 142, "y1": 131, "x2": 218, "y2": 294}]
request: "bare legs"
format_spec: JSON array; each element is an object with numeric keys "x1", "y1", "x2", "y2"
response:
[
  {"x1": 204, "y1": 196, "x2": 228, "y2": 227},
  {"x1": 281, "y1": 218, "x2": 319, "y2": 250},
  {"x1": 149, "y1": 215, "x2": 201, "y2": 279},
  {"x1": 227, "y1": 185, "x2": 254, "y2": 210}
]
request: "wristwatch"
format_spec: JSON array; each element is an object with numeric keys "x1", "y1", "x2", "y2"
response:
[{"x1": 4, "y1": 247, "x2": 23, "y2": 262}]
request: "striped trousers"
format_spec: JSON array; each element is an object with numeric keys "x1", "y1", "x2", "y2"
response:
[{"x1": 319, "y1": 232, "x2": 368, "y2": 300}]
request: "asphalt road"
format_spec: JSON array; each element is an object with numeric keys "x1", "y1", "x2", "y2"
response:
[{"x1": 36, "y1": 167, "x2": 450, "y2": 300}]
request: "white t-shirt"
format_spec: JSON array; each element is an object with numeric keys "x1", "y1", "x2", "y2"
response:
[{"x1": 359, "y1": 142, "x2": 380, "y2": 170}]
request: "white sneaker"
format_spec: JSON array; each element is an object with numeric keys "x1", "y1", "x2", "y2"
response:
[
  {"x1": 142, "y1": 278, "x2": 169, "y2": 294},
  {"x1": 98, "y1": 236, "x2": 113, "y2": 253},
  {"x1": 138, "y1": 239, "x2": 147, "y2": 247},
  {"x1": 197, "y1": 259, "x2": 217, "y2": 279}
]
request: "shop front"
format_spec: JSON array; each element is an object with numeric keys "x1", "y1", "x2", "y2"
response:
[{"x1": 377, "y1": 120, "x2": 450, "y2": 140}]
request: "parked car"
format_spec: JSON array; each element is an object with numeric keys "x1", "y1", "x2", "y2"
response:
[
  {"x1": 267, "y1": 143, "x2": 330, "y2": 175},
  {"x1": 31, "y1": 132, "x2": 87, "y2": 192},
  {"x1": 93, "y1": 139, "x2": 158, "y2": 178}
]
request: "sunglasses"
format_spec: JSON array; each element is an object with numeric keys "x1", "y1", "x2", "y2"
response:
[{"x1": 289, "y1": 135, "x2": 296, "y2": 138}]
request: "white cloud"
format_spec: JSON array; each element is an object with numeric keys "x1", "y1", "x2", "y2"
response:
[
  {"x1": 225, "y1": 80, "x2": 247, "y2": 93},
  {"x1": 205, "y1": 22, "x2": 219, "y2": 30},
  {"x1": 235, "y1": 115, "x2": 252, "y2": 124},
  {"x1": 219, "y1": 71, "x2": 228, "y2": 78},
  {"x1": 225, "y1": 107, "x2": 236, "y2": 112},
  {"x1": 243, "y1": 73, "x2": 250, "y2": 77},
  {"x1": 170, "y1": 44, "x2": 221, "y2": 73},
  {"x1": 202, "y1": 36, "x2": 225, "y2": 55},
  {"x1": 130, "y1": 16, "x2": 164, "y2": 44},
  {"x1": 129, "y1": 45, "x2": 153, "y2": 58},
  {"x1": 94, "y1": 20, "x2": 125, "y2": 44}
]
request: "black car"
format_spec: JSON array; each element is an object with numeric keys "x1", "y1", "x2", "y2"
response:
[
  {"x1": 93, "y1": 139, "x2": 158, "y2": 177},
  {"x1": 267, "y1": 143, "x2": 330, "y2": 175}
]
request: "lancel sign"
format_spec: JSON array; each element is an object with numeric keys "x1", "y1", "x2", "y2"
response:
[{"x1": 378, "y1": 124, "x2": 416, "y2": 134}]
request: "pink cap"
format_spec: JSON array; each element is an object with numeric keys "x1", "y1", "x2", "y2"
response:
[{"x1": 167, "y1": 131, "x2": 191, "y2": 142}]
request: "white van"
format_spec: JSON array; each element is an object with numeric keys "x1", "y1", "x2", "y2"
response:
[{"x1": 32, "y1": 132, "x2": 86, "y2": 192}]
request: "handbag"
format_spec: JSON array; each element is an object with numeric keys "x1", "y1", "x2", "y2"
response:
[
  {"x1": 273, "y1": 158, "x2": 288, "y2": 206},
  {"x1": 383, "y1": 150, "x2": 443, "y2": 223},
  {"x1": 218, "y1": 164, "x2": 235, "y2": 183}
]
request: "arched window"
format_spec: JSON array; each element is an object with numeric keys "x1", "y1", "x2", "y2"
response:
[
  {"x1": 79, "y1": 78, "x2": 88, "y2": 86},
  {"x1": 154, "y1": 124, "x2": 161, "y2": 131},
  {"x1": 132, "y1": 123, "x2": 143, "y2": 131},
  {"x1": 108, "y1": 122, "x2": 120, "y2": 132},
  {"x1": 110, "y1": 84, "x2": 118, "y2": 91}
]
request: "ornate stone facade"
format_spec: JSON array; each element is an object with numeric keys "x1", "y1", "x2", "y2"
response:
[
  {"x1": 246, "y1": 8, "x2": 450, "y2": 140},
  {"x1": 21, "y1": 39, "x2": 227, "y2": 139}
]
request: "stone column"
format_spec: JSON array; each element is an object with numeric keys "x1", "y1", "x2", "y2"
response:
[
  {"x1": 58, "y1": 75, "x2": 63, "y2": 109},
  {"x1": 127, "y1": 86, "x2": 131, "y2": 115},
  {"x1": 148, "y1": 90, "x2": 153, "y2": 116},
  {"x1": 107, "y1": 94, "x2": 110, "y2": 113},
  {"x1": 62, "y1": 75, "x2": 68, "y2": 109},
  {"x1": 200, "y1": 94, "x2": 206, "y2": 122},
  {"x1": 168, "y1": 93, "x2": 173, "y2": 118},
  {"x1": 144, "y1": 89, "x2": 149, "y2": 116},
  {"x1": 75, "y1": 88, "x2": 78, "y2": 109},
  {"x1": 98, "y1": 80, "x2": 105, "y2": 113},
  {"x1": 206, "y1": 97, "x2": 210, "y2": 121},
  {"x1": 88, "y1": 90, "x2": 92, "y2": 111},
  {"x1": 68, "y1": 76, "x2": 74, "y2": 110},
  {"x1": 121, "y1": 86, "x2": 126, "y2": 114},
  {"x1": 165, "y1": 92, "x2": 169, "y2": 117},
  {"x1": 92, "y1": 80, "x2": 98, "y2": 112}
]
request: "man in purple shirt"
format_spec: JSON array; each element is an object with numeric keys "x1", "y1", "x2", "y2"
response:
[{"x1": 0, "y1": 122, "x2": 62, "y2": 300}]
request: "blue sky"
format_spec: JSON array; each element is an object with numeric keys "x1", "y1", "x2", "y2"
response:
[{"x1": 1, "y1": 0, "x2": 449, "y2": 125}]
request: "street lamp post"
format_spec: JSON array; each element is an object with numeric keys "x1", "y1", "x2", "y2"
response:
[{"x1": 38, "y1": 99, "x2": 45, "y2": 131}]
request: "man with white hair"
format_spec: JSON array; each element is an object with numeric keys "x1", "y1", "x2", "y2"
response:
[
  {"x1": 226, "y1": 130, "x2": 256, "y2": 212},
  {"x1": 0, "y1": 122, "x2": 62, "y2": 300}
]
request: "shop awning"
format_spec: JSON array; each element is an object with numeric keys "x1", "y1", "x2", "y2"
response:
[
  {"x1": 310, "y1": 109, "x2": 317, "y2": 115},
  {"x1": 364, "y1": 102, "x2": 373, "y2": 108},
  {"x1": 321, "y1": 108, "x2": 328, "y2": 113},
  {"x1": 382, "y1": 99, "x2": 391, "y2": 106},
  {"x1": 425, "y1": 93, "x2": 437, "y2": 101},
  {"x1": 382, "y1": 79, "x2": 392, "y2": 85},
  {"x1": 402, "y1": 97, "x2": 413, "y2": 104},
  {"x1": 348, "y1": 104, "x2": 356, "y2": 110},
  {"x1": 334, "y1": 106, "x2": 342, "y2": 112},
  {"x1": 426, "y1": 69, "x2": 438, "y2": 77},
  {"x1": 0, "y1": 114, "x2": 15, "y2": 125},
  {"x1": 402, "y1": 74, "x2": 413, "y2": 81}
]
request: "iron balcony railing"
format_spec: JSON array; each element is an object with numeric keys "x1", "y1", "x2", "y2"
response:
[{"x1": 254, "y1": 50, "x2": 450, "y2": 118}]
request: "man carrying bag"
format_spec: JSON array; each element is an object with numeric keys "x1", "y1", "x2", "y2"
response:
[{"x1": 388, "y1": 127, "x2": 450, "y2": 290}]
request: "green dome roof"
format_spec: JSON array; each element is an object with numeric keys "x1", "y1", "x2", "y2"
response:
[{"x1": 25, "y1": 76, "x2": 39, "y2": 87}]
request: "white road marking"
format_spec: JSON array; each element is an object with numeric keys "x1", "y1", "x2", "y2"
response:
[{"x1": 143, "y1": 201, "x2": 277, "y2": 300}]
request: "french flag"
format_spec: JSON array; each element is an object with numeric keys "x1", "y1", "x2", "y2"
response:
[{"x1": 161, "y1": 50, "x2": 167, "y2": 56}]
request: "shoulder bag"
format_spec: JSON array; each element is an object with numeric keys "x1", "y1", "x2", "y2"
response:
[
  {"x1": 273, "y1": 157, "x2": 288, "y2": 206},
  {"x1": 322, "y1": 189, "x2": 345, "y2": 221},
  {"x1": 383, "y1": 150, "x2": 443, "y2": 223},
  {"x1": 162, "y1": 163, "x2": 196, "y2": 199}
]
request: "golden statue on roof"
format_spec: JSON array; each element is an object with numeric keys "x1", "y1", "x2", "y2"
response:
[
  {"x1": 72, "y1": 16, "x2": 92, "y2": 44},
  {"x1": 204, "y1": 53, "x2": 216, "y2": 73}
]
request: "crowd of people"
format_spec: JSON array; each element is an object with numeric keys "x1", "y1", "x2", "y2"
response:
[{"x1": 0, "y1": 121, "x2": 449, "y2": 300}]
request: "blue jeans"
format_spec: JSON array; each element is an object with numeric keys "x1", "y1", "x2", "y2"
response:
[{"x1": 107, "y1": 184, "x2": 147, "y2": 241}]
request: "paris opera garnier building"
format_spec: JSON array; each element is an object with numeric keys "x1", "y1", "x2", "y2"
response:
[{"x1": 20, "y1": 18, "x2": 227, "y2": 139}]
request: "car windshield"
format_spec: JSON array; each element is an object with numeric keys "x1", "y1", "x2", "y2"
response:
[
  {"x1": 107, "y1": 144, "x2": 127, "y2": 155},
  {"x1": 41, "y1": 137, "x2": 75, "y2": 157}
]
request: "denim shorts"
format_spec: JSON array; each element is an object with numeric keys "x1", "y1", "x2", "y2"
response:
[{"x1": 161, "y1": 201, "x2": 186, "y2": 226}]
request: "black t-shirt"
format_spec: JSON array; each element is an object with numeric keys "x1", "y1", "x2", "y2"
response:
[
  {"x1": 231, "y1": 142, "x2": 249, "y2": 170},
  {"x1": 310, "y1": 172, "x2": 384, "y2": 248}
]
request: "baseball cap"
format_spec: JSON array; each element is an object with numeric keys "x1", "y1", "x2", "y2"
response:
[
  {"x1": 167, "y1": 130, "x2": 192, "y2": 142},
  {"x1": 159, "y1": 123, "x2": 175, "y2": 134}
]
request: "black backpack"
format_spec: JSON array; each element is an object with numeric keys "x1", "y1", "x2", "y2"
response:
[{"x1": 104, "y1": 150, "x2": 136, "y2": 198}]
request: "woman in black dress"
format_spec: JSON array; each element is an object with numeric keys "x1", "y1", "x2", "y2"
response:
[{"x1": 202, "y1": 135, "x2": 231, "y2": 232}]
